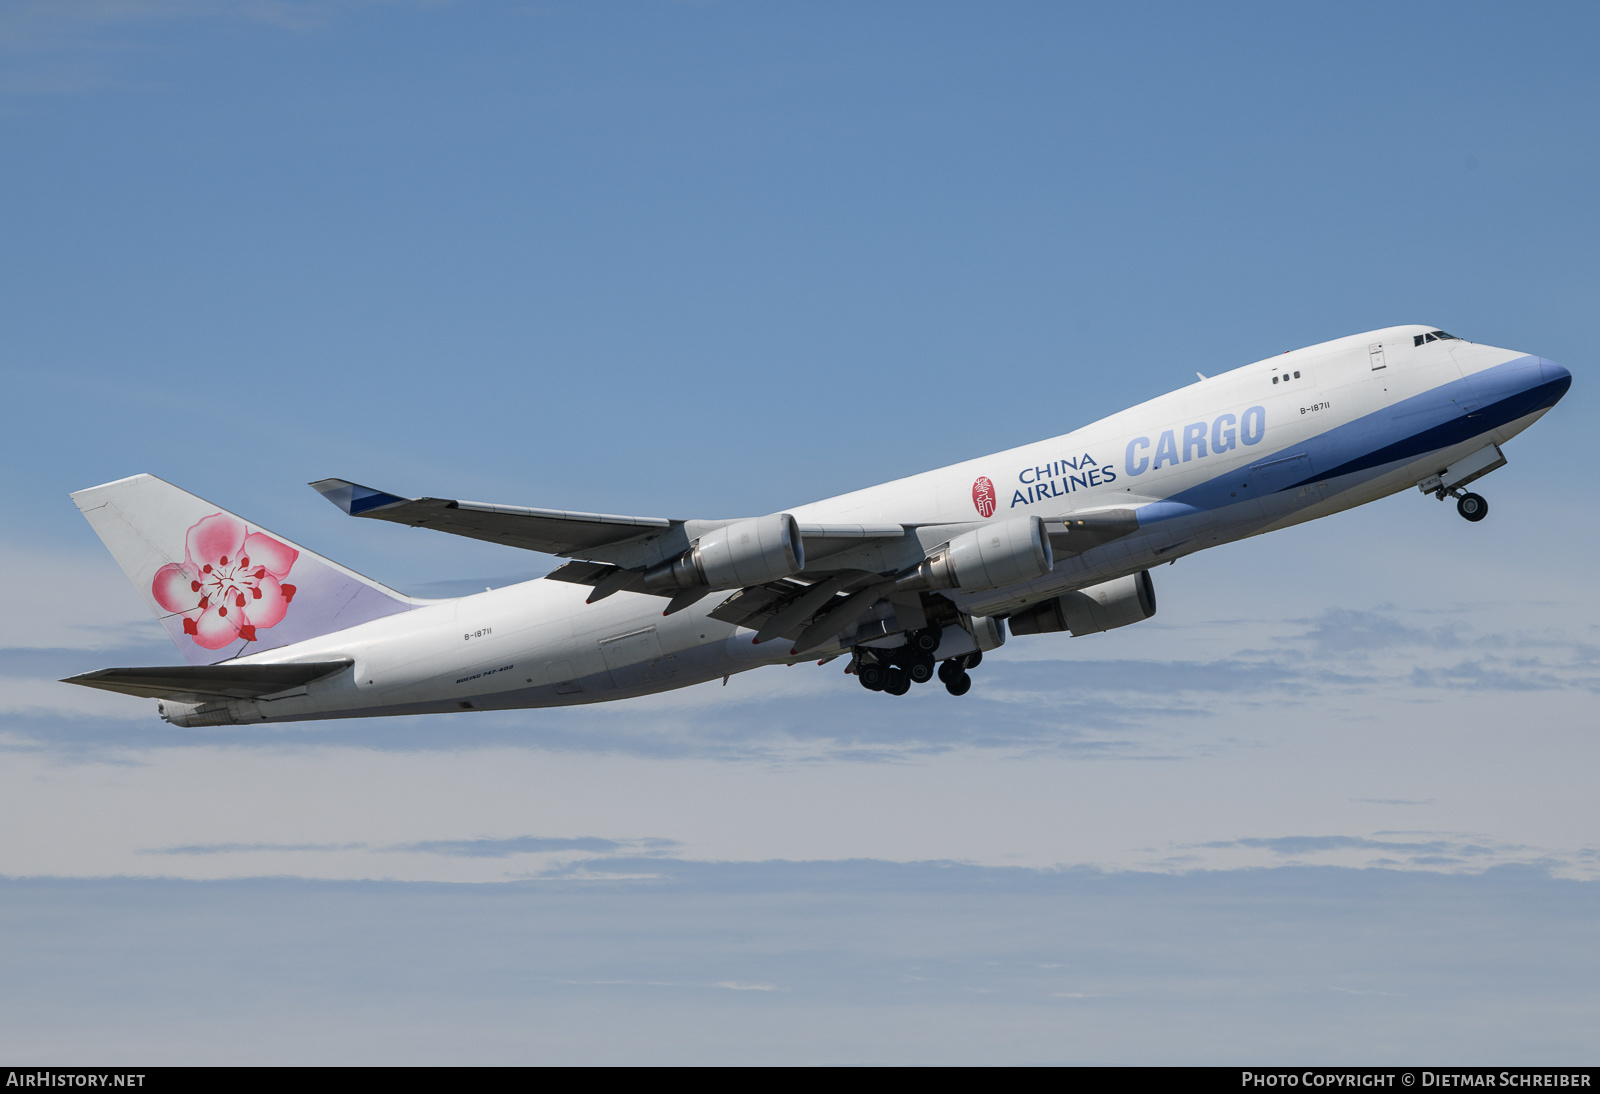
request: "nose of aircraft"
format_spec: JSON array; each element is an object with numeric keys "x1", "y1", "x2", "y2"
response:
[{"x1": 1538, "y1": 357, "x2": 1573, "y2": 403}]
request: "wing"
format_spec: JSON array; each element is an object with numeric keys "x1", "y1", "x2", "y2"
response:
[
  {"x1": 312, "y1": 478, "x2": 908, "y2": 570},
  {"x1": 63, "y1": 659, "x2": 354, "y2": 704},
  {"x1": 706, "y1": 570, "x2": 896, "y2": 652},
  {"x1": 1043, "y1": 508, "x2": 1140, "y2": 556},
  {"x1": 310, "y1": 479, "x2": 674, "y2": 557}
]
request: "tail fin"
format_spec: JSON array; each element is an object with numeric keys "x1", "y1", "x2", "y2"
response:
[{"x1": 72, "y1": 474, "x2": 419, "y2": 665}]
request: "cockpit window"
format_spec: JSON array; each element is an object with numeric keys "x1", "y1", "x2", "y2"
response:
[{"x1": 1414, "y1": 330, "x2": 1459, "y2": 346}]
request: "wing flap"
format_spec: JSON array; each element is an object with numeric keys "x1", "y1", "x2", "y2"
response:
[
  {"x1": 797, "y1": 523, "x2": 905, "y2": 539},
  {"x1": 707, "y1": 585, "x2": 790, "y2": 628},
  {"x1": 63, "y1": 659, "x2": 354, "y2": 703}
]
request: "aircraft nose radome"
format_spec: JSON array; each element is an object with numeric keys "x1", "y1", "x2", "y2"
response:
[
  {"x1": 1538, "y1": 357, "x2": 1573, "y2": 400},
  {"x1": 1536, "y1": 356, "x2": 1574, "y2": 387}
]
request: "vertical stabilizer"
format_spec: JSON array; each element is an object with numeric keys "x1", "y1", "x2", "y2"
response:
[{"x1": 72, "y1": 474, "x2": 419, "y2": 665}]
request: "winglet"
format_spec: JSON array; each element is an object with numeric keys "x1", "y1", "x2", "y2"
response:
[{"x1": 309, "y1": 478, "x2": 413, "y2": 516}]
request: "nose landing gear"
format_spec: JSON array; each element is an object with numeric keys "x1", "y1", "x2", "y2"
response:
[
  {"x1": 1420, "y1": 477, "x2": 1491, "y2": 522},
  {"x1": 1416, "y1": 444, "x2": 1504, "y2": 524}
]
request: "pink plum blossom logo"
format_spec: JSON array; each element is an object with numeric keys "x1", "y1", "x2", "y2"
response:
[{"x1": 152, "y1": 513, "x2": 299, "y2": 650}]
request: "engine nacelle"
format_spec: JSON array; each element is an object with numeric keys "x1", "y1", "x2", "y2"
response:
[
  {"x1": 968, "y1": 613, "x2": 1008, "y2": 652},
  {"x1": 1006, "y1": 570, "x2": 1156, "y2": 637},
  {"x1": 928, "y1": 612, "x2": 1009, "y2": 661},
  {"x1": 901, "y1": 515, "x2": 1052, "y2": 593},
  {"x1": 642, "y1": 513, "x2": 804, "y2": 592}
]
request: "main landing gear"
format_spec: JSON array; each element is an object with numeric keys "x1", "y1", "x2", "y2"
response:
[
  {"x1": 855, "y1": 641, "x2": 982, "y2": 698},
  {"x1": 937, "y1": 655, "x2": 975, "y2": 696}
]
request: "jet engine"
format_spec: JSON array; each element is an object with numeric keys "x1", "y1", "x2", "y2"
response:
[
  {"x1": 899, "y1": 515, "x2": 1053, "y2": 593},
  {"x1": 642, "y1": 513, "x2": 805, "y2": 592},
  {"x1": 1006, "y1": 570, "x2": 1156, "y2": 636}
]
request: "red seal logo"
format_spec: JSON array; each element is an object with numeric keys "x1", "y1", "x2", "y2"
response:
[{"x1": 972, "y1": 476, "x2": 997, "y2": 518}]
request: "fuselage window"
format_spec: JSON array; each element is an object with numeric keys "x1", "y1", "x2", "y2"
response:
[
  {"x1": 1272, "y1": 376, "x2": 1279, "y2": 384},
  {"x1": 1293, "y1": 371, "x2": 1301, "y2": 379}
]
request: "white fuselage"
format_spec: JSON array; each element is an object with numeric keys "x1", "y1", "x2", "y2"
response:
[{"x1": 183, "y1": 326, "x2": 1570, "y2": 725}]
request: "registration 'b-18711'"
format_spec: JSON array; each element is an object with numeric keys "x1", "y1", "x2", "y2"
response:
[{"x1": 65, "y1": 325, "x2": 1572, "y2": 723}]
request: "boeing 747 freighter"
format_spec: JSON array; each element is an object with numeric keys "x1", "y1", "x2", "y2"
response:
[{"x1": 65, "y1": 325, "x2": 1571, "y2": 725}]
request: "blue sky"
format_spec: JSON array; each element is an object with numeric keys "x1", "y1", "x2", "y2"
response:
[{"x1": 2, "y1": 0, "x2": 1598, "y2": 1063}]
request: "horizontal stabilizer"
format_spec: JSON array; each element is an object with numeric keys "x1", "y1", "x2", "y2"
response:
[{"x1": 63, "y1": 659, "x2": 354, "y2": 703}]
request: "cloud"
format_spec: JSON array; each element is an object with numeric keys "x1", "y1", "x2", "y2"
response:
[
  {"x1": 1183, "y1": 833, "x2": 1550, "y2": 872},
  {"x1": 1197, "y1": 835, "x2": 1459, "y2": 856},
  {"x1": 0, "y1": 863, "x2": 1596, "y2": 1063},
  {"x1": 1409, "y1": 659, "x2": 1572, "y2": 692},
  {"x1": 0, "y1": 546, "x2": 161, "y2": 651},
  {"x1": 392, "y1": 836, "x2": 676, "y2": 858},
  {"x1": 140, "y1": 835, "x2": 682, "y2": 862},
  {"x1": 6, "y1": 600, "x2": 1599, "y2": 762},
  {"x1": 150, "y1": 841, "x2": 365, "y2": 855},
  {"x1": 0, "y1": 675, "x2": 157, "y2": 721},
  {"x1": 1294, "y1": 607, "x2": 1464, "y2": 656}
]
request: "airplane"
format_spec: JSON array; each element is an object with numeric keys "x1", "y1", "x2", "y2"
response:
[{"x1": 64, "y1": 325, "x2": 1571, "y2": 726}]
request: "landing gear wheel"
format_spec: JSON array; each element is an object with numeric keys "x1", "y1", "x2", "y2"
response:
[
  {"x1": 857, "y1": 662, "x2": 886, "y2": 691},
  {"x1": 907, "y1": 624, "x2": 942, "y2": 655},
  {"x1": 962, "y1": 649, "x2": 982, "y2": 671},
  {"x1": 907, "y1": 656, "x2": 935, "y2": 685},
  {"x1": 883, "y1": 666, "x2": 911, "y2": 696},
  {"x1": 937, "y1": 659, "x2": 963, "y2": 685},
  {"x1": 945, "y1": 671, "x2": 972, "y2": 696},
  {"x1": 1457, "y1": 492, "x2": 1488, "y2": 522}
]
